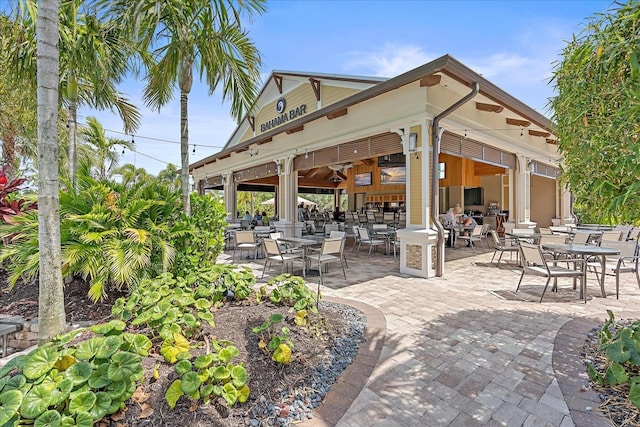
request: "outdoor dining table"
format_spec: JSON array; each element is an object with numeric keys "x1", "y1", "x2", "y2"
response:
[
  {"x1": 505, "y1": 231, "x2": 541, "y2": 244},
  {"x1": 444, "y1": 225, "x2": 474, "y2": 248},
  {"x1": 541, "y1": 243, "x2": 620, "y2": 300},
  {"x1": 276, "y1": 236, "x2": 324, "y2": 277}
]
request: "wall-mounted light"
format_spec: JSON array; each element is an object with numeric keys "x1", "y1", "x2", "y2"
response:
[
  {"x1": 527, "y1": 159, "x2": 535, "y2": 173},
  {"x1": 408, "y1": 133, "x2": 418, "y2": 153},
  {"x1": 275, "y1": 161, "x2": 282, "y2": 176}
]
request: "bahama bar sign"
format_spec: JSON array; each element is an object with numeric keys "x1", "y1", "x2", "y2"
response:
[{"x1": 260, "y1": 98, "x2": 307, "y2": 133}]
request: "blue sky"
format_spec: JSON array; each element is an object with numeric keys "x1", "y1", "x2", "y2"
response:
[{"x1": 85, "y1": 0, "x2": 615, "y2": 175}]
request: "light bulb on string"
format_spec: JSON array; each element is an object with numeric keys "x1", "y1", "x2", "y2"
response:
[
  {"x1": 192, "y1": 144, "x2": 196, "y2": 154},
  {"x1": 131, "y1": 135, "x2": 135, "y2": 144},
  {"x1": 520, "y1": 128, "x2": 524, "y2": 138},
  {"x1": 122, "y1": 147, "x2": 125, "y2": 155}
]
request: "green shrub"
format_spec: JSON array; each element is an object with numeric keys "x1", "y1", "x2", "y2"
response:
[
  {"x1": 0, "y1": 320, "x2": 149, "y2": 426},
  {"x1": 0, "y1": 167, "x2": 187, "y2": 301},
  {"x1": 588, "y1": 310, "x2": 640, "y2": 409}
]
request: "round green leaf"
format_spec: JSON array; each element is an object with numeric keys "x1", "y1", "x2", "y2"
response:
[
  {"x1": 4, "y1": 374, "x2": 26, "y2": 391},
  {"x1": 222, "y1": 383, "x2": 238, "y2": 406},
  {"x1": 89, "y1": 320, "x2": 126, "y2": 336},
  {"x1": 96, "y1": 336, "x2": 123, "y2": 359},
  {"x1": 165, "y1": 380, "x2": 183, "y2": 410},
  {"x1": 122, "y1": 334, "x2": 152, "y2": 357},
  {"x1": 0, "y1": 355, "x2": 28, "y2": 379},
  {"x1": 231, "y1": 365, "x2": 248, "y2": 388},
  {"x1": 237, "y1": 384, "x2": 250, "y2": 404},
  {"x1": 219, "y1": 346, "x2": 238, "y2": 363},
  {"x1": 140, "y1": 291, "x2": 161, "y2": 307},
  {"x1": 107, "y1": 352, "x2": 141, "y2": 383},
  {"x1": 195, "y1": 298, "x2": 211, "y2": 310},
  {"x1": 175, "y1": 360, "x2": 192, "y2": 376},
  {"x1": 49, "y1": 379, "x2": 73, "y2": 406},
  {"x1": 34, "y1": 409, "x2": 61, "y2": 427},
  {"x1": 69, "y1": 391, "x2": 96, "y2": 415},
  {"x1": 106, "y1": 381, "x2": 127, "y2": 400},
  {"x1": 0, "y1": 389, "x2": 22, "y2": 425},
  {"x1": 65, "y1": 363, "x2": 92, "y2": 386},
  {"x1": 88, "y1": 392, "x2": 112, "y2": 421},
  {"x1": 158, "y1": 323, "x2": 182, "y2": 341},
  {"x1": 20, "y1": 384, "x2": 52, "y2": 419},
  {"x1": 269, "y1": 313, "x2": 284, "y2": 323},
  {"x1": 73, "y1": 411, "x2": 94, "y2": 427},
  {"x1": 74, "y1": 338, "x2": 104, "y2": 361},
  {"x1": 24, "y1": 347, "x2": 60, "y2": 380},
  {"x1": 180, "y1": 372, "x2": 201, "y2": 395},
  {"x1": 212, "y1": 366, "x2": 230, "y2": 381},
  {"x1": 197, "y1": 311, "x2": 215, "y2": 327},
  {"x1": 193, "y1": 355, "x2": 214, "y2": 369}
]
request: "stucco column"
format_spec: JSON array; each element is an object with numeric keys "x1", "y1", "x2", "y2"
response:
[
  {"x1": 223, "y1": 172, "x2": 236, "y2": 220},
  {"x1": 515, "y1": 155, "x2": 534, "y2": 228},
  {"x1": 558, "y1": 181, "x2": 573, "y2": 224},
  {"x1": 275, "y1": 155, "x2": 302, "y2": 237}
]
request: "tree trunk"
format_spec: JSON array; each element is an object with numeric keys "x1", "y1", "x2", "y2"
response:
[
  {"x1": 180, "y1": 89, "x2": 190, "y2": 216},
  {"x1": 36, "y1": 0, "x2": 66, "y2": 344},
  {"x1": 1, "y1": 130, "x2": 18, "y2": 182},
  {"x1": 68, "y1": 101, "x2": 77, "y2": 190}
]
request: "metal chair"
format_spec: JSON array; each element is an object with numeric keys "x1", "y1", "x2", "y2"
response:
[
  {"x1": 355, "y1": 227, "x2": 386, "y2": 256},
  {"x1": 599, "y1": 230, "x2": 623, "y2": 243},
  {"x1": 457, "y1": 226, "x2": 483, "y2": 252},
  {"x1": 517, "y1": 242, "x2": 585, "y2": 303},
  {"x1": 233, "y1": 230, "x2": 258, "y2": 261},
  {"x1": 329, "y1": 230, "x2": 349, "y2": 268},
  {"x1": 587, "y1": 240, "x2": 640, "y2": 299},
  {"x1": 261, "y1": 238, "x2": 305, "y2": 279},
  {"x1": 305, "y1": 237, "x2": 347, "y2": 294},
  {"x1": 489, "y1": 230, "x2": 519, "y2": 266}
]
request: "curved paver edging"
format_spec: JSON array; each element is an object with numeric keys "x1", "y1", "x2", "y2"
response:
[
  {"x1": 302, "y1": 296, "x2": 386, "y2": 427},
  {"x1": 553, "y1": 313, "x2": 640, "y2": 427}
]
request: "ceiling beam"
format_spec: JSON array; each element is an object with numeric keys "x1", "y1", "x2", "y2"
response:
[
  {"x1": 420, "y1": 74, "x2": 442, "y2": 87},
  {"x1": 327, "y1": 108, "x2": 348, "y2": 120},
  {"x1": 506, "y1": 117, "x2": 531, "y2": 127},
  {"x1": 256, "y1": 137, "x2": 272, "y2": 145},
  {"x1": 529, "y1": 129, "x2": 551, "y2": 138},
  {"x1": 476, "y1": 102, "x2": 504, "y2": 113},
  {"x1": 360, "y1": 158, "x2": 374, "y2": 166}
]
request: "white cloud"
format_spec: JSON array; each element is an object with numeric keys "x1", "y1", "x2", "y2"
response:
[{"x1": 342, "y1": 43, "x2": 437, "y2": 77}]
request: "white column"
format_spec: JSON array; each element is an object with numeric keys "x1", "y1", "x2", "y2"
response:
[
  {"x1": 275, "y1": 155, "x2": 302, "y2": 237},
  {"x1": 223, "y1": 173, "x2": 235, "y2": 220},
  {"x1": 515, "y1": 155, "x2": 535, "y2": 228}
]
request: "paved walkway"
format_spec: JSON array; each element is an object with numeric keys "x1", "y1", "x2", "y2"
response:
[{"x1": 230, "y1": 241, "x2": 640, "y2": 426}]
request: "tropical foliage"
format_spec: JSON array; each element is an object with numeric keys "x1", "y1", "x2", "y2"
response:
[
  {"x1": 104, "y1": 0, "x2": 265, "y2": 215},
  {"x1": 0, "y1": 164, "x2": 227, "y2": 302},
  {"x1": 0, "y1": 165, "x2": 37, "y2": 225},
  {"x1": 551, "y1": 0, "x2": 640, "y2": 224},
  {"x1": 78, "y1": 116, "x2": 132, "y2": 180}
]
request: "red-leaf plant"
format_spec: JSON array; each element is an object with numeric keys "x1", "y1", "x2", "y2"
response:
[{"x1": 0, "y1": 164, "x2": 37, "y2": 224}]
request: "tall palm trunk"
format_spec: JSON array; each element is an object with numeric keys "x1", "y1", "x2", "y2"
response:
[
  {"x1": 36, "y1": 0, "x2": 66, "y2": 344},
  {"x1": 179, "y1": 56, "x2": 193, "y2": 216},
  {"x1": 68, "y1": 100, "x2": 77, "y2": 189},
  {"x1": 1, "y1": 131, "x2": 17, "y2": 182}
]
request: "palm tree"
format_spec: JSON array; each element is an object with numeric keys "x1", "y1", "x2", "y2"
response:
[
  {"x1": 113, "y1": 163, "x2": 152, "y2": 188},
  {"x1": 5, "y1": 0, "x2": 142, "y2": 189},
  {"x1": 36, "y1": 0, "x2": 66, "y2": 344},
  {"x1": 79, "y1": 116, "x2": 132, "y2": 180},
  {"x1": 105, "y1": 0, "x2": 265, "y2": 216}
]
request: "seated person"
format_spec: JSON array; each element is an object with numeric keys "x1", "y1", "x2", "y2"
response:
[
  {"x1": 443, "y1": 208, "x2": 455, "y2": 228},
  {"x1": 459, "y1": 215, "x2": 478, "y2": 246},
  {"x1": 242, "y1": 211, "x2": 252, "y2": 221}
]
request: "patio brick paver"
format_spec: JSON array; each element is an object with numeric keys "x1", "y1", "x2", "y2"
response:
[{"x1": 226, "y1": 240, "x2": 640, "y2": 426}]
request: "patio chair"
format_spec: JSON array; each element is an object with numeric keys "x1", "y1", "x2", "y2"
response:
[
  {"x1": 479, "y1": 224, "x2": 490, "y2": 247},
  {"x1": 516, "y1": 242, "x2": 586, "y2": 303},
  {"x1": 489, "y1": 230, "x2": 519, "y2": 266},
  {"x1": 570, "y1": 231, "x2": 592, "y2": 245},
  {"x1": 305, "y1": 237, "x2": 347, "y2": 294},
  {"x1": 233, "y1": 230, "x2": 258, "y2": 261},
  {"x1": 355, "y1": 227, "x2": 386, "y2": 256},
  {"x1": 586, "y1": 240, "x2": 640, "y2": 299},
  {"x1": 329, "y1": 230, "x2": 349, "y2": 268},
  {"x1": 457, "y1": 226, "x2": 483, "y2": 252},
  {"x1": 351, "y1": 225, "x2": 362, "y2": 253},
  {"x1": 261, "y1": 238, "x2": 305, "y2": 279},
  {"x1": 599, "y1": 230, "x2": 623, "y2": 243}
]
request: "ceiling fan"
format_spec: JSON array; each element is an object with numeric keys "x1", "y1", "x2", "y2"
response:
[
  {"x1": 327, "y1": 163, "x2": 353, "y2": 171},
  {"x1": 329, "y1": 170, "x2": 347, "y2": 182}
]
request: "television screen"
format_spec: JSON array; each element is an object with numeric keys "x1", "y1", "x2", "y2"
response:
[
  {"x1": 354, "y1": 172, "x2": 372, "y2": 186},
  {"x1": 380, "y1": 167, "x2": 406, "y2": 185}
]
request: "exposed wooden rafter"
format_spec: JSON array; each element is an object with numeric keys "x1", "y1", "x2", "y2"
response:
[
  {"x1": 274, "y1": 74, "x2": 283, "y2": 94},
  {"x1": 360, "y1": 158, "x2": 374, "y2": 166},
  {"x1": 286, "y1": 125, "x2": 304, "y2": 135},
  {"x1": 476, "y1": 102, "x2": 504, "y2": 113},
  {"x1": 304, "y1": 167, "x2": 325, "y2": 179},
  {"x1": 506, "y1": 117, "x2": 531, "y2": 127},
  {"x1": 420, "y1": 74, "x2": 442, "y2": 87},
  {"x1": 256, "y1": 137, "x2": 272, "y2": 145},
  {"x1": 327, "y1": 108, "x2": 348, "y2": 120},
  {"x1": 219, "y1": 153, "x2": 231, "y2": 160},
  {"x1": 529, "y1": 129, "x2": 551, "y2": 138},
  {"x1": 247, "y1": 116, "x2": 255, "y2": 131},
  {"x1": 309, "y1": 77, "x2": 321, "y2": 101},
  {"x1": 234, "y1": 147, "x2": 248, "y2": 154},
  {"x1": 546, "y1": 138, "x2": 557, "y2": 145}
]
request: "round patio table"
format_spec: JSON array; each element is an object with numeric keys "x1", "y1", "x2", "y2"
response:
[{"x1": 541, "y1": 243, "x2": 620, "y2": 300}]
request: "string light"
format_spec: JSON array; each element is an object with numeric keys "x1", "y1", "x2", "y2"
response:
[
  {"x1": 131, "y1": 135, "x2": 135, "y2": 144},
  {"x1": 464, "y1": 129, "x2": 467, "y2": 138},
  {"x1": 122, "y1": 146, "x2": 125, "y2": 154},
  {"x1": 305, "y1": 149, "x2": 308, "y2": 159},
  {"x1": 192, "y1": 144, "x2": 196, "y2": 154},
  {"x1": 520, "y1": 128, "x2": 524, "y2": 137}
]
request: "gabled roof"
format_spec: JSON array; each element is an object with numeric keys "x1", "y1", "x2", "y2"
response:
[
  {"x1": 220, "y1": 70, "x2": 387, "y2": 151},
  {"x1": 191, "y1": 54, "x2": 555, "y2": 171}
]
